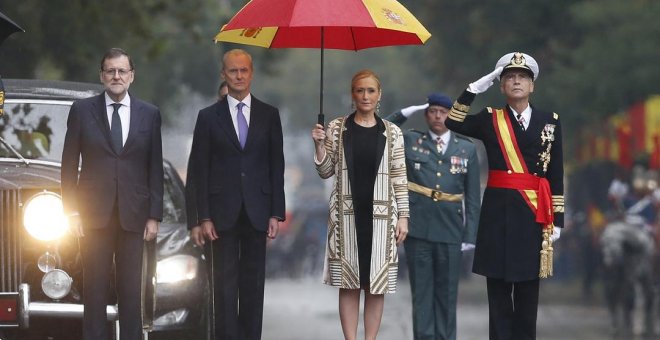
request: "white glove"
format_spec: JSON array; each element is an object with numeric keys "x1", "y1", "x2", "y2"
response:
[
  {"x1": 401, "y1": 103, "x2": 429, "y2": 117},
  {"x1": 550, "y1": 226, "x2": 561, "y2": 243},
  {"x1": 461, "y1": 243, "x2": 475, "y2": 252},
  {"x1": 467, "y1": 66, "x2": 504, "y2": 94}
]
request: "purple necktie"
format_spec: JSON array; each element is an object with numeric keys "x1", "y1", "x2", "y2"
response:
[{"x1": 237, "y1": 102, "x2": 248, "y2": 148}]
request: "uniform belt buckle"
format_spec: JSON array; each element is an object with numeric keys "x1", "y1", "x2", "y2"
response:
[{"x1": 431, "y1": 190, "x2": 443, "y2": 201}]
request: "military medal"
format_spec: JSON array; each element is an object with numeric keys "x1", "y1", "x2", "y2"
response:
[
  {"x1": 449, "y1": 156, "x2": 469, "y2": 174},
  {"x1": 538, "y1": 124, "x2": 556, "y2": 174}
]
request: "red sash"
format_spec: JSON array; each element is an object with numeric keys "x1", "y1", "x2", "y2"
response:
[{"x1": 487, "y1": 108, "x2": 554, "y2": 226}]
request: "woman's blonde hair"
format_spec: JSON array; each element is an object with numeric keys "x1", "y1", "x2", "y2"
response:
[{"x1": 351, "y1": 69, "x2": 381, "y2": 91}]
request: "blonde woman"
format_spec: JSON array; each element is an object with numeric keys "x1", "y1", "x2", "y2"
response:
[{"x1": 311, "y1": 70, "x2": 409, "y2": 340}]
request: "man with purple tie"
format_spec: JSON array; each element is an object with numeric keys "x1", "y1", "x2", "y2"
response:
[{"x1": 188, "y1": 49, "x2": 285, "y2": 340}]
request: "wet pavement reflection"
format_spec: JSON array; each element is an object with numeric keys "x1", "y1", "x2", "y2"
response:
[{"x1": 263, "y1": 274, "x2": 653, "y2": 340}]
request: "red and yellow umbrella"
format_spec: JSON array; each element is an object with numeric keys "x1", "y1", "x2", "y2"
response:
[{"x1": 214, "y1": 0, "x2": 431, "y2": 123}]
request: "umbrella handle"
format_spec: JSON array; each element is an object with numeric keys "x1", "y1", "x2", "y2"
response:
[{"x1": 317, "y1": 113, "x2": 324, "y2": 126}]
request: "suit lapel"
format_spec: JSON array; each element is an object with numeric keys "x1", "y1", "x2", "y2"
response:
[
  {"x1": 244, "y1": 97, "x2": 265, "y2": 151},
  {"x1": 215, "y1": 99, "x2": 242, "y2": 150},
  {"x1": 122, "y1": 97, "x2": 146, "y2": 153},
  {"x1": 91, "y1": 94, "x2": 114, "y2": 152},
  {"x1": 525, "y1": 106, "x2": 542, "y2": 145}
]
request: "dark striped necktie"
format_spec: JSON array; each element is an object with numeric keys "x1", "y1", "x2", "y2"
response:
[
  {"x1": 516, "y1": 113, "x2": 526, "y2": 131},
  {"x1": 110, "y1": 103, "x2": 123, "y2": 152}
]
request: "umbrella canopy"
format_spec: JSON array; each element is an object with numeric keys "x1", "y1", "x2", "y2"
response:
[
  {"x1": 214, "y1": 0, "x2": 431, "y2": 123},
  {"x1": 0, "y1": 11, "x2": 24, "y2": 46}
]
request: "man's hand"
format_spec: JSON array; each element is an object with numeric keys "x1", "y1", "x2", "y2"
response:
[
  {"x1": 550, "y1": 226, "x2": 561, "y2": 243},
  {"x1": 401, "y1": 103, "x2": 429, "y2": 118},
  {"x1": 201, "y1": 220, "x2": 218, "y2": 242},
  {"x1": 267, "y1": 217, "x2": 280, "y2": 240},
  {"x1": 190, "y1": 226, "x2": 205, "y2": 247},
  {"x1": 143, "y1": 218, "x2": 159, "y2": 241},
  {"x1": 395, "y1": 217, "x2": 408, "y2": 245},
  {"x1": 461, "y1": 243, "x2": 475, "y2": 252},
  {"x1": 467, "y1": 66, "x2": 504, "y2": 94},
  {"x1": 68, "y1": 214, "x2": 84, "y2": 238}
]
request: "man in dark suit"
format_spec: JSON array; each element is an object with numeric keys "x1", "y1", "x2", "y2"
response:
[
  {"x1": 189, "y1": 48, "x2": 285, "y2": 340},
  {"x1": 186, "y1": 80, "x2": 229, "y2": 237},
  {"x1": 61, "y1": 48, "x2": 163, "y2": 340},
  {"x1": 385, "y1": 92, "x2": 481, "y2": 340},
  {"x1": 445, "y1": 52, "x2": 564, "y2": 340}
]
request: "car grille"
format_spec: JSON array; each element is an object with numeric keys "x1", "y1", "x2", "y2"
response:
[{"x1": 0, "y1": 189, "x2": 22, "y2": 292}]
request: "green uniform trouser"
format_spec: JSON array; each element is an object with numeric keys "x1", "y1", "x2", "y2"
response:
[{"x1": 405, "y1": 237, "x2": 462, "y2": 340}]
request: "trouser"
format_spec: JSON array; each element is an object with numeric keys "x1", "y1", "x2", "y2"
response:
[
  {"x1": 213, "y1": 207, "x2": 267, "y2": 340},
  {"x1": 486, "y1": 277, "x2": 540, "y2": 340},
  {"x1": 405, "y1": 237, "x2": 461, "y2": 340},
  {"x1": 81, "y1": 207, "x2": 144, "y2": 340}
]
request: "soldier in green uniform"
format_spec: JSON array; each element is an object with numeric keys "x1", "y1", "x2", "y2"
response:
[{"x1": 384, "y1": 93, "x2": 481, "y2": 340}]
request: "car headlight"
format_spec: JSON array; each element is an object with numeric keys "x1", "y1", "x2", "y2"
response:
[
  {"x1": 37, "y1": 251, "x2": 58, "y2": 273},
  {"x1": 23, "y1": 191, "x2": 69, "y2": 241},
  {"x1": 41, "y1": 269, "x2": 73, "y2": 300},
  {"x1": 156, "y1": 255, "x2": 198, "y2": 284}
]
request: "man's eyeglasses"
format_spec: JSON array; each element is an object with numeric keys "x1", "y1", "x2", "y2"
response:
[{"x1": 102, "y1": 68, "x2": 133, "y2": 77}]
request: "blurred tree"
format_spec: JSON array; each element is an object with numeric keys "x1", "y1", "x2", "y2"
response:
[
  {"x1": 547, "y1": 0, "x2": 660, "y2": 123},
  {"x1": 0, "y1": 0, "x2": 658, "y2": 159},
  {"x1": 0, "y1": 0, "x2": 233, "y2": 115}
]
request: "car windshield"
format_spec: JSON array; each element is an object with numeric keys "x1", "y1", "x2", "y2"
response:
[{"x1": 0, "y1": 100, "x2": 70, "y2": 161}]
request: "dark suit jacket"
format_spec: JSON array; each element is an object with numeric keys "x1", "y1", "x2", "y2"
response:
[
  {"x1": 446, "y1": 90, "x2": 564, "y2": 281},
  {"x1": 190, "y1": 96, "x2": 285, "y2": 232},
  {"x1": 184, "y1": 154, "x2": 199, "y2": 229},
  {"x1": 61, "y1": 92, "x2": 164, "y2": 232}
]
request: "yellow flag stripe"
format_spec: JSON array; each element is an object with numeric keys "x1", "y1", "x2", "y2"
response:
[
  {"x1": 362, "y1": 0, "x2": 431, "y2": 42},
  {"x1": 214, "y1": 26, "x2": 279, "y2": 48}
]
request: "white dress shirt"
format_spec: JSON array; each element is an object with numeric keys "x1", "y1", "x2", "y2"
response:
[
  {"x1": 429, "y1": 130, "x2": 451, "y2": 154},
  {"x1": 105, "y1": 92, "x2": 131, "y2": 146},
  {"x1": 510, "y1": 104, "x2": 532, "y2": 130},
  {"x1": 226, "y1": 94, "x2": 252, "y2": 137}
]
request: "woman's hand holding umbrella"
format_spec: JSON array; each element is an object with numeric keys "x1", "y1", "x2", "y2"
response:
[{"x1": 312, "y1": 124, "x2": 326, "y2": 162}]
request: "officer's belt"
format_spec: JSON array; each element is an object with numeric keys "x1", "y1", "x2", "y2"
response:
[{"x1": 408, "y1": 182, "x2": 464, "y2": 202}]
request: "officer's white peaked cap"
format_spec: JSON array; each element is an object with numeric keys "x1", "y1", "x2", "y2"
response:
[{"x1": 496, "y1": 52, "x2": 539, "y2": 81}]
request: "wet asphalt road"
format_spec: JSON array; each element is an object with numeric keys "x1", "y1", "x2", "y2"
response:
[{"x1": 262, "y1": 275, "x2": 653, "y2": 340}]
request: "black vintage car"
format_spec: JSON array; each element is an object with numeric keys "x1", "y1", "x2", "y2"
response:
[{"x1": 0, "y1": 79, "x2": 210, "y2": 339}]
